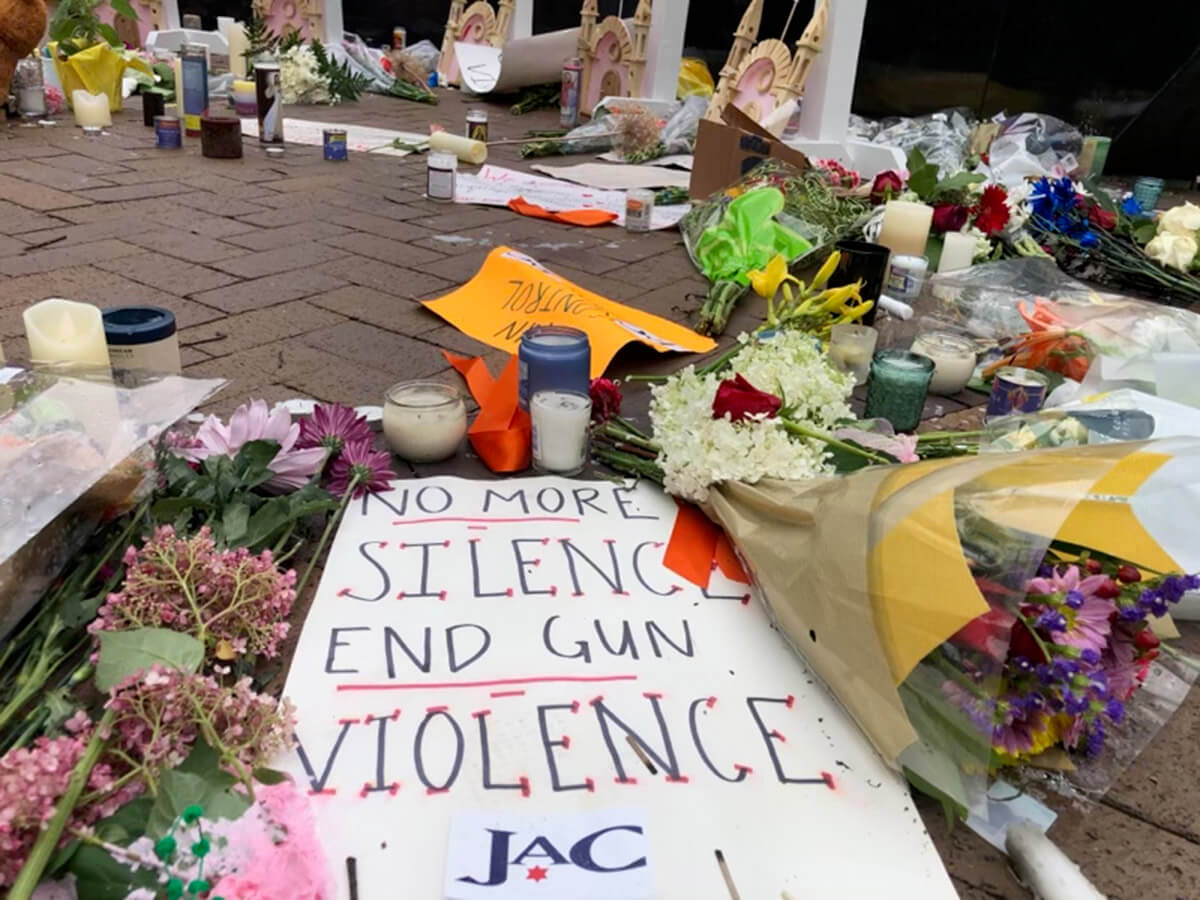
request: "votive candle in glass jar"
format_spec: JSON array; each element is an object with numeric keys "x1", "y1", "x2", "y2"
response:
[
  {"x1": 531, "y1": 390, "x2": 591, "y2": 475},
  {"x1": 910, "y1": 330, "x2": 976, "y2": 395},
  {"x1": 827, "y1": 323, "x2": 877, "y2": 386},
  {"x1": 864, "y1": 350, "x2": 934, "y2": 433},
  {"x1": 383, "y1": 381, "x2": 467, "y2": 463}
]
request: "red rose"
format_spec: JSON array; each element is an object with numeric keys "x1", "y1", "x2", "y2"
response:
[
  {"x1": 712, "y1": 374, "x2": 782, "y2": 422},
  {"x1": 931, "y1": 203, "x2": 969, "y2": 234},
  {"x1": 588, "y1": 377, "x2": 622, "y2": 423},
  {"x1": 973, "y1": 184, "x2": 1011, "y2": 237},
  {"x1": 869, "y1": 170, "x2": 905, "y2": 205},
  {"x1": 952, "y1": 606, "x2": 1017, "y2": 659},
  {"x1": 1090, "y1": 204, "x2": 1116, "y2": 231},
  {"x1": 1007, "y1": 619, "x2": 1050, "y2": 664}
]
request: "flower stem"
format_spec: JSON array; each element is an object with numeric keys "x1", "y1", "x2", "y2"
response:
[
  {"x1": 780, "y1": 418, "x2": 891, "y2": 465},
  {"x1": 295, "y1": 475, "x2": 360, "y2": 601},
  {"x1": 8, "y1": 708, "x2": 115, "y2": 900}
]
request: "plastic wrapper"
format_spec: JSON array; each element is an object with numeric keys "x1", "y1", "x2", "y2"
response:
[
  {"x1": 676, "y1": 57, "x2": 714, "y2": 99},
  {"x1": 987, "y1": 112, "x2": 1083, "y2": 186},
  {"x1": 396, "y1": 39, "x2": 441, "y2": 78},
  {"x1": 0, "y1": 367, "x2": 225, "y2": 639},
  {"x1": 703, "y1": 439, "x2": 1200, "y2": 813},
  {"x1": 866, "y1": 109, "x2": 972, "y2": 177},
  {"x1": 525, "y1": 97, "x2": 705, "y2": 160}
]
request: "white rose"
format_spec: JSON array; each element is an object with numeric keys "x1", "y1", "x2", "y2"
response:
[
  {"x1": 1145, "y1": 231, "x2": 1199, "y2": 272},
  {"x1": 1158, "y1": 202, "x2": 1200, "y2": 237}
]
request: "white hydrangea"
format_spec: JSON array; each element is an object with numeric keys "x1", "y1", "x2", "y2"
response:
[
  {"x1": 649, "y1": 332, "x2": 854, "y2": 503},
  {"x1": 279, "y1": 46, "x2": 331, "y2": 105}
]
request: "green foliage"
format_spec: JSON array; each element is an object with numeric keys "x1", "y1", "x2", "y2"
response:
[
  {"x1": 278, "y1": 26, "x2": 304, "y2": 53},
  {"x1": 61, "y1": 798, "x2": 159, "y2": 900},
  {"x1": 146, "y1": 742, "x2": 252, "y2": 838},
  {"x1": 905, "y1": 147, "x2": 985, "y2": 203},
  {"x1": 310, "y1": 39, "x2": 371, "y2": 103},
  {"x1": 49, "y1": 0, "x2": 138, "y2": 56},
  {"x1": 95, "y1": 628, "x2": 205, "y2": 691},
  {"x1": 152, "y1": 440, "x2": 337, "y2": 552},
  {"x1": 242, "y1": 11, "x2": 278, "y2": 74}
]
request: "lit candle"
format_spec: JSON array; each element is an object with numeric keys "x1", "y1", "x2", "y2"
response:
[
  {"x1": 382, "y1": 381, "x2": 467, "y2": 463},
  {"x1": 24, "y1": 298, "x2": 112, "y2": 368},
  {"x1": 531, "y1": 390, "x2": 591, "y2": 475},
  {"x1": 827, "y1": 323, "x2": 877, "y2": 386},
  {"x1": 877, "y1": 200, "x2": 934, "y2": 257},
  {"x1": 938, "y1": 231, "x2": 977, "y2": 273},
  {"x1": 910, "y1": 331, "x2": 977, "y2": 395},
  {"x1": 70, "y1": 90, "x2": 112, "y2": 128}
]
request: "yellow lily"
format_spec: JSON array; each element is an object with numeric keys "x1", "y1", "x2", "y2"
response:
[
  {"x1": 810, "y1": 249, "x2": 841, "y2": 291},
  {"x1": 747, "y1": 253, "x2": 799, "y2": 300}
]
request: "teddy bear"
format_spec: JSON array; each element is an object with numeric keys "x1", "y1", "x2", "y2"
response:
[{"x1": 0, "y1": 0, "x2": 47, "y2": 100}]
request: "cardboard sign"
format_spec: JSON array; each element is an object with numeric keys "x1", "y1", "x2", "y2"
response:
[
  {"x1": 422, "y1": 247, "x2": 715, "y2": 376},
  {"x1": 444, "y1": 808, "x2": 653, "y2": 898},
  {"x1": 278, "y1": 476, "x2": 956, "y2": 899},
  {"x1": 689, "y1": 105, "x2": 811, "y2": 199}
]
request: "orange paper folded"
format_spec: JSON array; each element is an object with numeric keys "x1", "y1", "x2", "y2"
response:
[
  {"x1": 507, "y1": 197, "x2": 619, "y2": 227},
  {"x1": 444, "y1": 351, "x2": 530, "y2": 473}
]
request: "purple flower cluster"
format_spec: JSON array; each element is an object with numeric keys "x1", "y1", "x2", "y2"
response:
[{"x1": 90, "y1": 526, "x2": 297, "y2": 659}]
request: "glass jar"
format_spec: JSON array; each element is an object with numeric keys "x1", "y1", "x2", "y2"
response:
[
  {"x1": 827, "y1": 323, "x2": 878, "y2": 386},
  {"x1": 531, "y1": 390, "x2": 591, "y2": 475},
  {"x1": 864, "y1": 350, "x2": 934, "y2": 433},
  {"x1": 910, "y1": 331, "x2": 976, "y2": 395},
  {"x1": 14, "y1": 57, "x2": 45, "y2": 119},
  {"x1": 427, "y1": 151, "x2": 457, "y2": 202},
  {"x1": 382, "y1": 381, "x2": 467, "y2": 463}
]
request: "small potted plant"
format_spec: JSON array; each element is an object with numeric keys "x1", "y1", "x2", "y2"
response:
[{"x1": 48, "y1": 0, "x2": 151, "y2": 111}]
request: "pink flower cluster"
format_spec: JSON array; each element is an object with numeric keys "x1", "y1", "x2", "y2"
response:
[
  {"x1": 0, "y1": 714, "x2": 142, "y2": 888},
  {"x1": 106, "y1": 665, "x2": 296, "y2": 777},
  {"x1": 90, "y1": 526, "x2": 296, "y2": 659}
]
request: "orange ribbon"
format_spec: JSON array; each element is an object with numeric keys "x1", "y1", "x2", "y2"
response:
[
  {"x1": 662, "y1": 501, "x2": 749, "y2": 589},
  {"x1": 507, "y1": 196, "x2": 619, "y2": 227},
  {"x1": 444, "y1": 351, "x2": 531, "y2": 473}
]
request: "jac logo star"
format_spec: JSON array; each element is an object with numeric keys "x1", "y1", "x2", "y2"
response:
[{"x1": 457, "y1": 825, "x2": 647, "y2": 888}]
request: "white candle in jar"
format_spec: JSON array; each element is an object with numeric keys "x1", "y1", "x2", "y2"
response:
[
  {"x1": 24, "y1": 298, "x2": 112, "y2": 368},
  {"x1": 70, "y1": 90, "x2": 112, "y2": 128},
  {"x1": 382, "y1": 382, "x2": 467, "y2": 463},
  {"x1": 531, "y1": 390, "x2": 591, "y2": 475},
  {"x1": 877, "y1": 200, "x2": 934, "y2": 257},
  {"x1": 910, "y1": 331, "x2": 977, "y2": 395},
  {"x1": 938, "y1": 231, "x2": 977, "y2": 273},
  {"x1": 827, "y1": 323, "x2": 878, "y2": 386}
]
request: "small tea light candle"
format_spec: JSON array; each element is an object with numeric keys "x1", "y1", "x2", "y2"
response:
[
  {"x1": 24, "y1": 298, "x2": 112, "y2": 368},
  {"x1": 531, "y1": 390, "x2": 591, "y2": 475},
  {"x1": 383, "y1": 381, "x2": 467, "y2": 463},
  {"x1": 71, "y1": 90, "x2": 111, "y2": 128},
  {"x1": 827, "y1": 323, "x2": 877, "y2": 386},
  {"x1": 938, "y1": 231, "x2": 977, "y2": 273},
  {"x1": 877, "y1": 200, "x2": 934, "y2": 257},
  {"x1": 910, "y1": 330, "x2": 976, "y2": 395}
]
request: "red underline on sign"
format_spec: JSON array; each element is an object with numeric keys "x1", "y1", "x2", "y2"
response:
[
  {"x1": 337, "y1": 674, "x2": 639, "y2": 692},
  {"x1": 392, "y1": 516, "x2": 581, "y2": 526}
]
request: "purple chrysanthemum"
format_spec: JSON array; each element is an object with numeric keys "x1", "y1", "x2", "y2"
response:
[
  {"x1": 298, "y1": 403, "x2": 373, "y2": 455},
  {"x1": 327, "y1": 440, "x2": 394, "y2": 498}
]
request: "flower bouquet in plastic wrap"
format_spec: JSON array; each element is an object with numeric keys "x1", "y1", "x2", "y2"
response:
[{"x1": 591, "y1": 324, "x2": 1200, "y2": 820}]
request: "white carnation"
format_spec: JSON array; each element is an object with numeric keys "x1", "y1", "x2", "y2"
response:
[{"x1": 279, "y1": 46, "x2": 331, "y2": 105}]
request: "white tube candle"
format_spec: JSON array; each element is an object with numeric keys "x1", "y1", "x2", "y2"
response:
[
  {"x1": 382, "y1": 381, "x2": 467, "y2": 463},
  {"x1": 877, "y1": 200, "x2": 934, "y2": 257},
  {"x1": 70, "y1": 90, "x2": 112, "y2": 128},
  {"x1": 1005, "y1": 820, "x2": 1105, "y2": 900},
  {"x1": 226, "y1": 22, "x2": 249, "y2": 79},
  {"x1": 939, "y1": 231, "x2": 977, "y2": 273},
  {"x1": 910, "y1": 331, "x2": 977, "y2": 395},
  {"x1": 531, "y1": 390, "x2": 591, "y2": 475},
  {"x1": 24, "y1": 298, "x2": 112, "y2": 368}
]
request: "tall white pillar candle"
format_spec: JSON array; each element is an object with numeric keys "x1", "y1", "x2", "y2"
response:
[
  {"x1": 225, "y1": 22, "x2": 249, "y2": 79},
  {"x1": 531, "y1": 390, "x2": 591, "y2": 475},
  {"x1": 877, "y1": 200, "x2": 934, "y2": 257},
  {"x1": 939, "y1": 231, "x2": 977, "y2": 273},
  {"x1": 24, "y1": 298, "x2": 112, "y2": 368},
  {"x1": 70, "y1": 90, "x2": 112, "y2": 128}
]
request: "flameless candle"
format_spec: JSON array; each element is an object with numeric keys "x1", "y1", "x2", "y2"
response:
[
  {"x1": 910, "y1": 331, "x2": 976, "y2": 395},
  {"x1": 70, "y1": 90, "x2": 111, "y2": 128},
  {"x1": 24, "y1": 298, "x2": 111, "y2": 368},
  {"x1": 877, "y1": 200, "x2": 934, "y2": 257},
  {"x1": 827, "y1": 323, "x2": 877, "y2": 386},
  {"x1": 383, "y1": 381, "x2": 467, "y2": 463},
  {"x1": 938, "y1": 231, "x2": 977, "y2": 273},
  {"x1": 531, "y1": 390, "x2": 591, "y2": 475}
]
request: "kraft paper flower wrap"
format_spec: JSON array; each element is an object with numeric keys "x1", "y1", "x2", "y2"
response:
[{"x1": 701, "y1": 439, "x2": 1200, "y2": 810}]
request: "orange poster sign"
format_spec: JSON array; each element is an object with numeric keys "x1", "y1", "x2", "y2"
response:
[{"x1": 422, "y1": 247, "x2": 716, "y2": 376}]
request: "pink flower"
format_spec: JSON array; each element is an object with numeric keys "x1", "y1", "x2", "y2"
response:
[
  {"x1": 833, "y1": 426, "x2": 919, "y2": 463},
  {"x1": 1025, "y1": 565, "x2": 1115, "y2": 658},
  {"x1": 298, "y1": 403, "x2": 373, "y2": 455},
  {"x1": 326, "y1": 440, "x2": 394, "y2": 498},
  {"x1": 177, "y1": 400, "x2": 325, "y2": 493}
]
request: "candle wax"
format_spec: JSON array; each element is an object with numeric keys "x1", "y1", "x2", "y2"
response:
[
  {"x1": 24, "y1": 298, "x2": 112, "y2": 367},
  {"x1": 71, "y1": 90, "x2": 112, "y2": 128},
  {"x1": 383, "y1": 384, "x2": 467, "y2": 463},
  {"x1": 531, "y1": 391, "x2": 591, "y2": 475},
  {"x1": 877, "y1": 201, "x2": 934, "y2": 257},
  {"x1": 910, "y1": 332, "x2": 976, "y2": 395}
]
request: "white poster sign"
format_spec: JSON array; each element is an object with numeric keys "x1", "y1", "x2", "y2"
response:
[
  {"x1": 279, "y1": 477, "x2": 955, "y2": 899},
  {"x1": 454, "y1": 42, "x2": 503, "y2": 94}
]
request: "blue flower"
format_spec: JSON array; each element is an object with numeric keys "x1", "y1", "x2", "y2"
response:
[
  {"x1": 1052, "y1": 177, "x2": 1078, "y2": 207},
  {"x1": 1121, "y1": 195, "x2": 1143, "y2": 217},
  {"x1": 1030, "y1": 177, "x2": 1056, "y2": 219},
  {"x1": 1064, "y1": 589, "x2": 1085, "y2": 610},
  {"x1": 1079, "y1": 230, "x2": 1099, "y2": 249}
]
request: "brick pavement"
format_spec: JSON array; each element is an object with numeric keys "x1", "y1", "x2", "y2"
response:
[{"x1": 2, "y1": 91, "x2": 1198, "y2": 899}]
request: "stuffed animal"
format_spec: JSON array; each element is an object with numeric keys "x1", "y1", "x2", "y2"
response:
[{"x1": 0, "y1": 0, "x2": 46, "y2": 99}]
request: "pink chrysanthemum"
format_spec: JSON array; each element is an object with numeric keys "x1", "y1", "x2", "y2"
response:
[
  {"x1": 326, "y1": 440, "x2": 394, "y2": 498},
  {"x1": 297, "y1": 403, "x2": 373, "y2": 455}
]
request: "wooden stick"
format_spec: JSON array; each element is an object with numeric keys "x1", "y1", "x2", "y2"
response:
[
  {"x1": 715, "y1": 849, "x2": 741, "y2": 900},
  {"x1": 781, "y1": 0, "x2": 801, "y2": 40},
  {"x1": 625, "y1": 734, "x2": 658, "y2": 773},
  {"x1": 486, "y1": 132, "x2": 618, "y2": 147}
]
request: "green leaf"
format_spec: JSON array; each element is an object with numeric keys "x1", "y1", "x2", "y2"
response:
[
  {"x1": 231, "y1": 439, "x2": 279, "y2": 491},
  {"x1": 905, "y1": 147, "x2": 939, "y2": 200},
  {"x1": 152, "y1": 495, "x2": 205, "y2": 523},
  {"x1": 97, "y1": 22, "x2": 120, "y2": 46},
  {"x1": 1132, "y1": 219, "x2": 1158, "y2": 246},
  {"x1": 147, "y1": 743, "x2": 252, "y2": 838},
  {"x1": 931, "y1": 171, "x2": 985, "y2": 199},
  {"x1": 252, "y1": 766, "x2": 289, "y2": 785},
  {"x1": 95, "y1": 628, "x2": 205, "y2": 691},
  {"x1": 109, "y1": 0, "x2": 139, "y2": 21},
  {"x1": 62, "y1": 797, "x2": 156, "y2": 898},
  {"x1": 222, "y1": 502, "x2": 250, "y2": 545}
]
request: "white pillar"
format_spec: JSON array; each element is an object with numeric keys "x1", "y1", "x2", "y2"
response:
[
  {"x1": 795, "y1": 0, "x2": 865, "y2": 142},
  {"x1": 510, "y1": 0, "x2": 534, "y2": 40},
  {"x1": 642, "y1": 0, "x2": 689, "y2": 100},
  {"x1": 322, "y1": 0, "x2": 345, "y2": 44},
  {"x1": 162, "y1": 0, "x2": 181, "y2": 30}
]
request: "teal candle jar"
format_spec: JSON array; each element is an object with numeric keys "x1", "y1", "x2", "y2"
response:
[
  {"x1": 864, "y1": 350, "x2": 934, "y2": 433},
  {"x1": 1132, "y1": 177, "x2": 1164, "y2": 213}
]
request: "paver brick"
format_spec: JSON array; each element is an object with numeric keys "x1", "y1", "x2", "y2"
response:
[
  {"x1": 316, "y1": 255, "x2": 451, "y2": 299},
  {"x1": 325, "y1": 211, "x2": 428, "y2": 243},
  {"x1": 0, "y1": 173, "x2": 94, "y2": 211},
  {"x1": 126, "y1": 231, "x2": 249, "y2": 264},
  {"x1": 78, "y1": 182, "x2": 191, "y2": 203},
  {"x1": 33, "y1": 154, "x2": 132, "y2": 176},
  {"x1": 306, "y1": 285, "x2": 442, "y2": 336},
  {"x1": 179, "y1": 300, "x2": 347, "y2": 357},
  {"x1": 94, "y1": 252, "x2": 238, "y2": 294},
  {"x1": 188, "y1": 268, "x2": 348, "y2": 313},
  {"x1": 229, "y1": 221, "x2": 354, "y2": 251},
  {"x1": 212, "y1": 242, "x2": 348, "y2": 279},
  {"x1": 321, "y1": 232, "x2": 444, "y2": 268},
  {"x1": 0, "y1": 239, "x2": 142, "y2": 277},
  {"x1": 2, "y1": 160, "x2": 116, "y2": 191},
  {"x1": 299, "y1": 319, "x2": 450, "y2": 378}
]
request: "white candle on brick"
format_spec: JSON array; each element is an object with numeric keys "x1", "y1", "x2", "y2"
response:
[
  {"x1": 24, "y1": 298, "x2": 112, "y2": 368},
  {"x1": 878, "y1": 200, "x2": 933, "y2": 257},
  {"x1": 70, "y1": 90, "x2": 111, "y2": 128},
  {"x1": 531, "y1": 390, "x2": 591, "y2": 475},
  {"x1": 383, "y1": 381, "x2": 467, "y2": 463}
]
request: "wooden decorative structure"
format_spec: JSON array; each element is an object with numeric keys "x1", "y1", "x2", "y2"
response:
[
  {"x1": 437, "y1": 0, "x2": 517, "y2": 86},
  {"x1": 576, "y1": 0, "x2": 653, "y2": 114},
  {"x1": 252, "y1": 0, "x2": 328, "y2": 42},
  {"x1": 96, "y1": 0, "x2": 166, "y2": 48},
  {"x1": 705, "y1": 0, "x2": 829, "y2": 123}
]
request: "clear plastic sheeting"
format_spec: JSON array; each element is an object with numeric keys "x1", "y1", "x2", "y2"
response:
[
  {"x1": 987, "y1": 112, "x2": 1084, "y2": 186},
  {"x1": 0, "y1": 367, "x2": 225, "y2": 638},
  {"x1": 867, "y1": 109, "x2": 973, "y2": 177}
]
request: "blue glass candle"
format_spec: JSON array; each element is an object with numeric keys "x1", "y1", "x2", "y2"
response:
[{"x1": 518, "y1": 326, "x2": 590, "y2": 410}]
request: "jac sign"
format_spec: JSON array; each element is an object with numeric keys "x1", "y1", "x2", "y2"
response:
[{"x1": 280, "y1": 477, "x2": 955, "y2": 899}]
